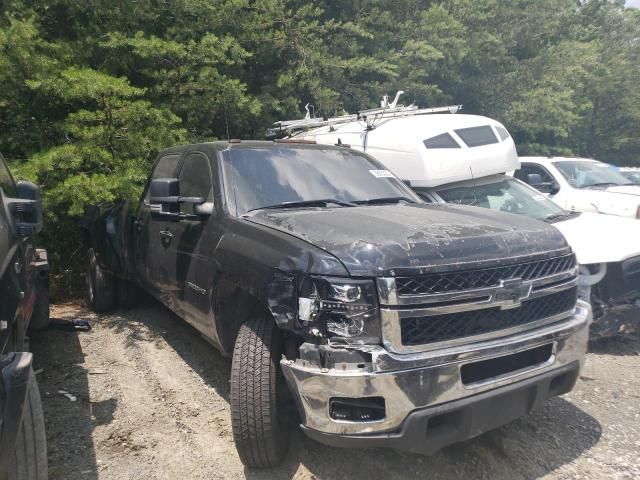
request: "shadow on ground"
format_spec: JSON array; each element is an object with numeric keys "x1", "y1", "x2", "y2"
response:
[
  {"x1": 103, "y1": 297, "x2": 232, "y2": 403},
  {"x1": 30, "y1": 323, "x2": 110, "y2": 480},
  {"x1": 99, "y1": 300, "x2": 604, "y2": 480}
]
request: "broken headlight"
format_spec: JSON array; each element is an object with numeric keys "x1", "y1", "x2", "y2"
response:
[{"x1": 298, "y1": 276, "x2": 381, "y2": 344}]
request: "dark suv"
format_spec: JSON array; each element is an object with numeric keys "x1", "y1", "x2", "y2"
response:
[
  {"x1": 83, "y1": 141, "x2": 589, "y2": 468},
  {"x1": 0, "y1": 153, "x2": 49, "y2": 480}
]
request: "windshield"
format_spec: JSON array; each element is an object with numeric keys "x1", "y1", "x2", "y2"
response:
[
  {"x1": 222, "y1": 146, "x2": 418, "y2": 216},
  {"x1": 435, "y1": 176, "x2": 566, "y2": 221},
  {"x1": 553, "y1": 160, "x2": 633, "y2": 188},
  {"x1": 620, "y1": 170, "x2": 640, "y2": 186}
]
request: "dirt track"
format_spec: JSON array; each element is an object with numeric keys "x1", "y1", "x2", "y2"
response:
[{"x1": 29, "y1": 301, "x2": 640, "y2": 480}]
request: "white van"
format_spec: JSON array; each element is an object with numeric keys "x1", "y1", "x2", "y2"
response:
[
  {"x1": 515, "y1": 157, "x2": 640, "y2": 219},
  {"x1": 287, "y1": 99, "x2": 640, "y2": 336}
]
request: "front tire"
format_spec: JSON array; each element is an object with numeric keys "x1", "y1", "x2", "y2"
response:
[
  {"x1": 230, "y1": 317, "x2": 290, "y2": 468},
  {"x1": 85, "y1": 247, "x2": 115, "y2": 312},
  {"x1": 4, "y1": 368, "x2": 48, "y2": 480}
]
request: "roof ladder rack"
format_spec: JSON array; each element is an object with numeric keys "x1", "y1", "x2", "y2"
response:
[{"x1": 268, "y1": 92, "x2": 462, "y2": 138}]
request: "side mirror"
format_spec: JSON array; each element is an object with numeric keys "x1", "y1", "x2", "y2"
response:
[
  {"x1": 526, "y1": 173, "x2": 543, "y2": 186},
  {"x1": 149, "y1": 178, "x2": 180, "y2": 205},
  {"x1": 525, "y1": 173, "x2": 560, "y2": 195},
  {"x1": 149, "y1": 178, "x2": 209, "y2": 217},
  {"x1": 149, "y1": 178, "x2": 180, "y2": 216},
  {"x1": 5, "y1": 181, "x2": 43, "y2": 237}
]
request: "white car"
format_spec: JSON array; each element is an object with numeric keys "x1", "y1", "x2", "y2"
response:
[{"x1": 515, "y1": 157, "x2": 640, "y2": 219}]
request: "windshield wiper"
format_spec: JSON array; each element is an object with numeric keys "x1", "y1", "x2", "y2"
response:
[
  {"x1": 244, "y1": 198, "x2": 356, "y2": 214},
  {"x1": 581, "y1": 182, "x2": 621, "y2": 188},
  {"x1": 352, "y1": 196, "x2": 416, "y2": 205},
  {"x1": 543, "y1": 211, "x2": 574, "y2": 222}
]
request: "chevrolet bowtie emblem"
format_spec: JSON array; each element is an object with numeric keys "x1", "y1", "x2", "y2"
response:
[{"x1": 494, "y1": 278, "x2": 532, "y2": 309}]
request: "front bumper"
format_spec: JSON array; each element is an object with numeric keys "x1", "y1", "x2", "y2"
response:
[
  {"x1": 302, "y1": 361, "x2": 580, "y2": 455},
  {"x1": 281, "y1": 300, "x2": 590, "y2": 449}
]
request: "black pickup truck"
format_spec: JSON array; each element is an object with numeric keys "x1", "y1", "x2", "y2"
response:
[
  {"x1": 0, "y1": 154, "x2": 49, "y2": 480},
  {"x1": 83, "y1": 141, "x2": 590, "y2": 468}
]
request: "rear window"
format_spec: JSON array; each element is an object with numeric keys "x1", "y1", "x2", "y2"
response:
[
  {"x1": 423, "y1": 133, "x2": 460, "y2": 149},
  {"x1": 454, "y1": 126, "x2": 499, "y2": 147},
  {"x1": 495, "y1": 125, "x2": 510, "y2": 141}
]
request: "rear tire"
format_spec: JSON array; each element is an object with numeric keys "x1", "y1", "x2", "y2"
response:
[
  {"x1": 85, "y1": 247, "x2": 115, "y2": 312},
  {"x1": 28, "y1": 285, "x2": 49, "y2": 331},
  {"x1": 230, "y1": 317, "x2": 290, "y2": 468},
  {"x1": 4, "y1": 368, "x2": 48, "y2": 480}
]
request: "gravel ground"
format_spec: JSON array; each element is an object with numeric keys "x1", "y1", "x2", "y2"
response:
[{"x1": 29, "y1": 301, "x2": 640, "y2": 480}]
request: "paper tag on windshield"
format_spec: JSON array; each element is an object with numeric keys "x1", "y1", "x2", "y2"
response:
[
  {"x1": 369, "y1": 169, "x2": 394, "y2": 178},
  {"x1": 533, "y1": 194, "x2": 546, "y2": 202}
]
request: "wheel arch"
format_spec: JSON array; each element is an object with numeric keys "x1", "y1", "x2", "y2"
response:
[{"x1": 212, "y1": 276, "x2": 272, "y2": 356}]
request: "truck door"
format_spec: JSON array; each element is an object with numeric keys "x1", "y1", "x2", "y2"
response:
[
  {"x1": 168, "y1": 151, "x2": 217, "y2": 339},
  {"x1": 515, "y1": 163, "x2": 567, "y2": 208},
  {"x1": 134, "y1": 152, "x2": 182, "y2": 307}
]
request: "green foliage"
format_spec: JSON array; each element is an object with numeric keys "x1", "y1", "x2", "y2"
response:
[
  {"x1": 1, "y1": 0, "x2": 640, "y2": 294},
  {"x1": 13, "y1": 64, "x2": 185, "y2": 285}
]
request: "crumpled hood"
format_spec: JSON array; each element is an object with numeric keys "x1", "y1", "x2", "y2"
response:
[
  {"x1": 246, "y1": 203, "x2": 569, "y2": 276},
  {"x1": 553, "y1": 212, "x2": 640, "y2": 264}
]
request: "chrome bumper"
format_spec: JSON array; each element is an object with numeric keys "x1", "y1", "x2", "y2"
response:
[{"x1": 281, "y1": 300, "x2": 590, "y2": 435}]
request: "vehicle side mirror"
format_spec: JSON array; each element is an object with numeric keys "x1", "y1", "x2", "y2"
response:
[
  {"x1": 525, "y1": 173, "x2": 560, "y2": 195},
  {"x1": 149, "y1": 178, "x2": 209, "y2": 217},
  {"x1": 526, "y1": 173, "x2": 543, "y2": 186},
  {"x1": 149, "y1": 178, "x2": 180, "y2": 215},
  {"x1": 150, "y1": 178, "x2": 179, "y2": 205},
  {"x1": 6, "y1": 181, "x2": 43, "y2": 237}
]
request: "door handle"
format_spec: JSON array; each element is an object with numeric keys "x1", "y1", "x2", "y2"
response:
[{"x1": 159, "y1": 229, "x2": 173, "y2": 246}]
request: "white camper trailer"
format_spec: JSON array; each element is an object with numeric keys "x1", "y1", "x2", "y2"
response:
[
  {"x1": 292, "y1": 107, "x2": 518, "y2": 187},
  {"x1": 283, "y1": 94, "x2": 640, "y2": 336}
]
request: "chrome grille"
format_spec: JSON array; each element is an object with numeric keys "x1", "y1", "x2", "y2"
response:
[
  {"x1": 379, "y1": 251, "x2": 579, "y2": 353},
  {"x1": 400, "y1": 287, "x2": 577, "y2": 346},
  {"x1": 395, "y1": 254, "x2": 576, "y2": 296}
]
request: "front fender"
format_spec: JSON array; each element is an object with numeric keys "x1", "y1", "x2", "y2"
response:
[{"x1": 212, "y1": 224, "x2": 348, "y2": 332}]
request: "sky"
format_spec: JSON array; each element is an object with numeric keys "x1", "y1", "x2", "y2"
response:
[{"x1": 626, "y1": 0, "x2": 640, "y2": 8}]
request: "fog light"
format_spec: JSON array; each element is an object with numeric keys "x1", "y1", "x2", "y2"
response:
[{"x1": 329, "y1": 397, "x2": 385, "y2": 422}]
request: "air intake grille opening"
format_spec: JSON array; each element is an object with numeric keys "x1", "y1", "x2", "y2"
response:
[
  {"x1": 461, "y1": 344, "x2": 553, "y2": 385},
  {"x1": 401, "y1": 287, "x2": 577, "y2": 346},
  {"x1": 396, "y1": 254, "x2": 575, "y2": 296}
]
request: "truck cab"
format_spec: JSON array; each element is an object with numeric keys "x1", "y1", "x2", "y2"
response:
[
  {"x1": 515, "y1": 156, "x2": 640, "y2": 219},
  {"x1": 0, "y1": 153, "x2": 49, "y2": 480},
  {"x1": 292, "y1": 98, "x2": 640, "y2": 337}
]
